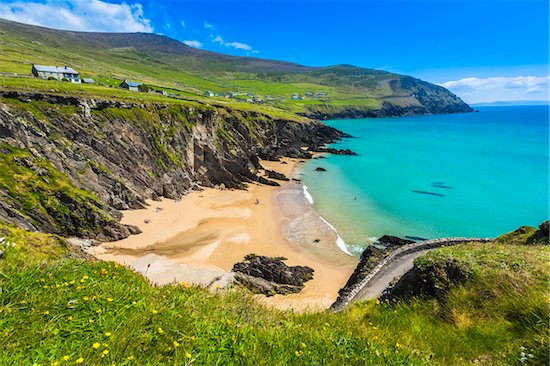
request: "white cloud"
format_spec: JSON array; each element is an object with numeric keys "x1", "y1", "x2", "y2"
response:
[
  {"x1": 203, "y1": 21, "x2": 214, "y2": 30},
  {"x1": 180, "y1": 20, "x2": 185, "y2": 28},
  {"x1": 212, "y1": 35, "x2": 255, "y2": 52},
  {"x1": 438, "y1": 76, "x2": 550, "y2": 103},
  {"x1": 0, "y1": 0, "x2": 153, "y2": 32},
  {"x1": 225, "y1": 41, "x2": 252, "y2": 51},
  {"x1": 183, "y1": 40, "x2": 202, "y2": 48}
]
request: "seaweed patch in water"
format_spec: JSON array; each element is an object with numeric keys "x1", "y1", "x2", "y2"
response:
[{"x1": 412, "y1": 190, "x2": 445, "y2": 197}]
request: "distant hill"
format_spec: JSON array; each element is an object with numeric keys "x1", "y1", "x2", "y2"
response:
[
  {"x1": 0, "y1": 18, "x2": 472, "y2": 118},
  {"x1": 472, "y1": 100, "x2": 549, "y2": 107}
]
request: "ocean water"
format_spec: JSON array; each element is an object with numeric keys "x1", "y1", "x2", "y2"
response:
[{"x1": 301, "y1": 106, "x2": 549, "y2": 255}]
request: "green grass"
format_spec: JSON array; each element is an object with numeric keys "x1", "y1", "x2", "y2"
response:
[
  {"x1": 356, "y1": 239, "x2": 549, "y2": 365},
  {"x1": 0, "y1": 224, "x2": 547, "y2": 365},
  {"x1": 0, "y1": 20, "x2": 411, "y2": 120},
  {"x1": 0, "y1": 228, "x2": 420, "y2": 366}
]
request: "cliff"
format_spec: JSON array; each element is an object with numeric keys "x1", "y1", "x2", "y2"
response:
[{"x1": 0, "y1": 91, "x2": 345, "y2": 241}]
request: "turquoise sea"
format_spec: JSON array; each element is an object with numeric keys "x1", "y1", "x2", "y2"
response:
[{"x1": 301, "y1": 106, "x2": 549, "y2": 254}]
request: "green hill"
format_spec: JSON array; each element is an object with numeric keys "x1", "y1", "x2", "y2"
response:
[
  {"x1": 0, "y1": 18, "x2": 471, "y2": 119},
  {"x1": 0, "y1": 221, "x2": 547, "y2": 365}
]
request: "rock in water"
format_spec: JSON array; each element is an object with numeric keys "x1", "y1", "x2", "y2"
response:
[
  {"x1": 378, "y1": 235, "x2": 415, "y2": 247},
  {"x1": 232, "y1": 255, "x2": 314, "y2": 296},
  {"x1": 315, "y1": 167, "x2": 327, "y2": 172}
]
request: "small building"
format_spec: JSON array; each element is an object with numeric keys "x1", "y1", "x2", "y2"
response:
[
  {"x1": 32, "y1": 64, "x2": 80, "y2": 83},
  {"x1": 204, "y1": 90, "x2": 215, "y2": 97},
  {"x1": 291, "y1": 93, "x2": 302, "y2": 100},
  {"x1": 82, "y1": 78, "x2": 95, "y2": 84},
  {"x1": 119, "y1": 80, "x2": 143, "y2": 92},
  {"x1": 152, "y1": 89, "x2": 167, "y2": 96}
]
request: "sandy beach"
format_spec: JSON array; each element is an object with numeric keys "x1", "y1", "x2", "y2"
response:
[{"x1": 89, "y1": 158, "x2": 358, "y2": 311}]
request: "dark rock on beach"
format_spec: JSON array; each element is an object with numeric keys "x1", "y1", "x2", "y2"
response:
[
  {"x1": 265, "y1": 169, "x2": 289, "y2": 181},
  {"x1": 232, "y1": 254, "x2": 314, "y2": 296}
]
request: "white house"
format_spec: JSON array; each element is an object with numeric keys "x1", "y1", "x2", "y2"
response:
[{"x1": 32, "y1": 65, "x2": 80, "y2": 83}]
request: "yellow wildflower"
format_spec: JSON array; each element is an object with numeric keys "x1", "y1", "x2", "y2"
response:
[
  {"x1": 157, "y1": 327, "x2": 164, "y2": 334},
  {"x1": 107, "y1": 298, "x2": 113, "y2": 303},
  {"x1": 83, "y1": 296, "x2": 89, "y2": 301},
  {"x1": 151, "y1": 309, "x2": 158, "y2": 314},
  {"x1": 75, "y1": 358, "x2": 84, "y2": 364},
  {"x1": 102, "y1": 350, "x2": 109, "y2": 356},
  {"x1": 105, "y1": 332, "x2": 112, "y2": 337},
  {"x1": 63, "y1": 356, "x2": 70, "y2": 361},
  {"x1": 182, "y1": 282, "x2": 190, "y2": 288},
  {"x1": 173, "y1": 341, "x2": 180, "y2": 348},
  {"x1": 51, "y1": 362, "x2": 59, "y2": 366},
  {"x1": 126, "y1": 356, "x2": 135, "y2": 360},
  {"x1": 43, "y1": 310, "x2": 49, "y2": 315},
  {"x1": 185, "y1": 352, "x2": 192, "y2": 359},
  {"x1": 93, "y1": 342, "x2": 101, "y2": 349},
  {"x1": 132, "y1": 301, "x2": 137, "y2": 305}
]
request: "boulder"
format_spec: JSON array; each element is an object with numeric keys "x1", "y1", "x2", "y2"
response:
[
  {"x1": 265, "y1": 169, "x2": 289, "y2": 181},
  {"x1": 315, "y1": 167, "x2": 327, "y2": 172},
  {"x1": 539, "y1": 220, "x2": 549, "y2": 237},
  {"x1": 232, "y1": 254, "x2": 314, "y2": 296}
]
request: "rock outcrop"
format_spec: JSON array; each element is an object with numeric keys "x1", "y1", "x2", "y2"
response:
[
  {"x1": 264, "y1": 169, "x2": 289, "y2": 181},
  {"x1": 0, "y1": 91, "x2": 347, "y2": 240},
  {"x1": 232, "y1": 254, "x2": 314, "y2": 296},
  {"x1": 310, "y1": 147, "x2": 358, "y2": 156}
]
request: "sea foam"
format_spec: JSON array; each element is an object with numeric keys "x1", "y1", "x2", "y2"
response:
[
  {"x1": 302, "y1": 184, "x2": 314, "y2": 204},
  {"x1": 319, "y1": 217, "x2": 353, "y2": 256},
  {"x1": 302, "y1": 184, "x2": 352, "y2": 256}
]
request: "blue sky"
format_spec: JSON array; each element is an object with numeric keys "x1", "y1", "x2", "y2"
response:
[{"x1": 0, "y1": 0, "x2": 548, "y2": 103}]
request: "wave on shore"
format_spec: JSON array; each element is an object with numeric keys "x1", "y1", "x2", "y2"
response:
[{"x1": 301, "y1": 183, "x2": 352, "y2": 256}]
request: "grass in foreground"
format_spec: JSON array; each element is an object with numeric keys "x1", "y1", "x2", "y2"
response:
[{"x1": 0, "y1": 222, "x2": 548, "y2": 365}]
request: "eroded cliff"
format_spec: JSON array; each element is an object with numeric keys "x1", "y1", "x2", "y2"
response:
[{"x1": 0, "y1": 91, "x2": 345, "y2": 240}]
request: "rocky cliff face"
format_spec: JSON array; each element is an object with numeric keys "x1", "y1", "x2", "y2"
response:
[
  {"x1": 301, "y1": 76, "x2": 473, "y2": 120},
  {"x1": 0, "y1": 91, "x2": 345, "y2": 241}
]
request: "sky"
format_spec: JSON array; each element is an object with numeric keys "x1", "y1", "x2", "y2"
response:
[{"x1": 0, "y1": 0, "x2": 548, "y2": 103}]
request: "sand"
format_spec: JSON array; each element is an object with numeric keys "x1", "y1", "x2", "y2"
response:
[{"x1": 89, "y1": 158, "x2": 358, "y2": 311}]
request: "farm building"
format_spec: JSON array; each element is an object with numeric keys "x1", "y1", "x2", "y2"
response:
[
  {"x1": 32, "y1": 65, "x2": 80, "y2": 83},
  {"x1": 119, "y1": 80, "x2": 143, "y2": 92}
]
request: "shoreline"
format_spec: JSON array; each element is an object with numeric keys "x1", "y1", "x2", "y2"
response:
[{"x1": 89, "y1": 158, "x2": 358, "y2": 311}]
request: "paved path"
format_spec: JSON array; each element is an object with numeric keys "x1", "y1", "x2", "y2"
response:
[
  {"x1": 354, "y1": 248, "x2": 432, "y2": 300},
  {"x1": 333, "y1": 237, "x2": 494, "y2": 311}
]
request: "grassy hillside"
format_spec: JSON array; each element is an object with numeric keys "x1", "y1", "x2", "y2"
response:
[
  {"x1": 1, "y1": 222, "x2": 547, "y2": 365},
  {"x1": 0, "y1": 18, "x2": 471, "y2": 119}
]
